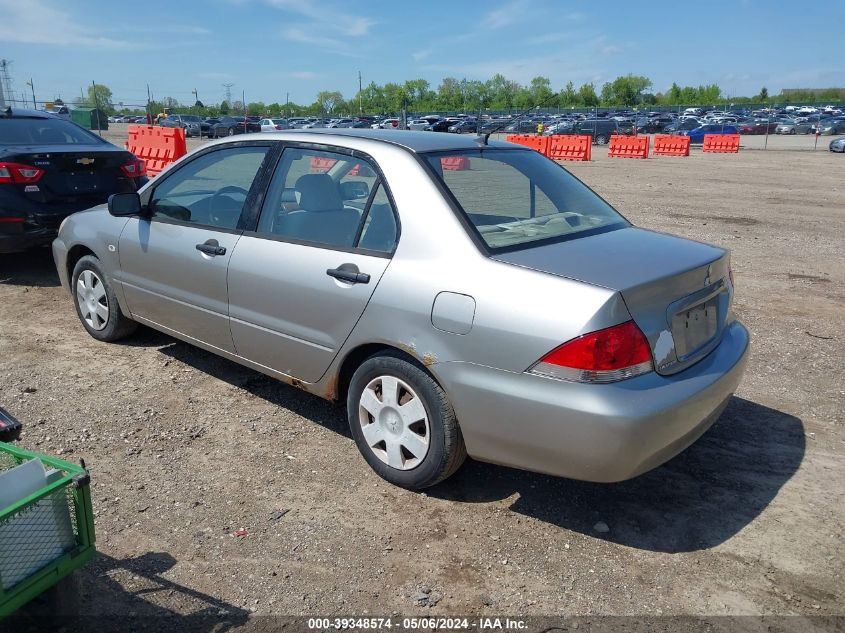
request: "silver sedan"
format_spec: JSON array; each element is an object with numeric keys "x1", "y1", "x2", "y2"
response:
[{"x1": 52, "y1": 130, "x2": 749, "y2": 489}]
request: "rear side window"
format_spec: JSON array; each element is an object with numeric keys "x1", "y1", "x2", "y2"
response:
[
  {"x1": 0, "y1": 118, "x2": 106, "y2": 145},
  {"x1": 255, "y1": 147, "x2": 397, "y2": 253},
  {"x1": 426, "y1": 149, "x2": 627, "y2": 252}
]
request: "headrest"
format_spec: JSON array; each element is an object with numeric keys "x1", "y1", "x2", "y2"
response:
[{"x1": 295, "y1": 173, "x2": 343, "y2": 212}]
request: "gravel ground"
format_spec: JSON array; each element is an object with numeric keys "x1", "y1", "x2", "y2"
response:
[{"x1": 0, "y1": 130, "x2": 842, "y2": 628}]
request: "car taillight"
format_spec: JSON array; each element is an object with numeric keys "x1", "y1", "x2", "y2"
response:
[
  {"x1": 529, "y1": 320, "x2": 653, "y2": 383},
  {"x1": 0, "y1": 217, "x2": 25, "y2": 223},
  {"x1": 120, "y1": 158, "x2": 147, "y2": 178},
  {"x1": 0, "y1": 162, "x2": 45, "y2": 184}
]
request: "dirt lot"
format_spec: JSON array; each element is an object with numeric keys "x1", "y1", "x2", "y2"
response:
[{"x1": 0, "y1": 133, "x2": 843, "y2": 627}]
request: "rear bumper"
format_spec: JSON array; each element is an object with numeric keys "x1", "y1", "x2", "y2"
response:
[
  {"x1": 434, "y1": 320, "x2": 750, "y2": 482},
  {"x1": 0, "y1": 227, "x2": 56, "y2": 253}
]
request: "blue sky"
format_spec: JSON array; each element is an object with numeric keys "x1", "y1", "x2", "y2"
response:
[{"x1": 0, "y1": 0, "x2": 842, "y2": 107}]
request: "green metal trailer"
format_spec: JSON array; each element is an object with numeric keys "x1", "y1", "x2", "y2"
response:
[{"x1": 0, "y1": 442, "x2": 95, "y2": 620}]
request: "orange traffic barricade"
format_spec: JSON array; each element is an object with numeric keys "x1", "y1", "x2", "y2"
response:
[
  {"x1": 309, "y1": 157, "x2": 362, "y2": 175},
  {"x1": 125, "y1": 125, "x2": 187, "y2": 177},
  {"x1": 702, "y1": 134, "x2": 740, "y2": 153},
  {"x1": 652, "y1": 134, "x2": 690, "y2": 156},
  {"x1": 505, "y1": 134, "x2": 550, "y2": 156},
  {"x1": 440, "y1": 156, "x2": 470, "y2": 171},
  {"x1": 547, "y1": 135, "x2": 592, "y2": 161},
  {"x1": 608, "y1": 135, "x2": 649, "y2": 159}
]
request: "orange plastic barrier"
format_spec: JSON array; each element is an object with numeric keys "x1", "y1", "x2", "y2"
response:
[
  {"x1": 652, "y1": 134, "x2": 690, "y2": 156},
  {"x1": 608, "y1": 135, "x2": 649, "y2": 159},
  {"x1": 440, "y1": 156, "x2": 470, "y2": 171},
  {"x1": 702, "y1": 134, "x2": 740, "y2": 153},
  {"x1": 547, "y1": 135, "x2": 592, "y2": 161},
  {"x1": 309, "y1": 157, "x2": 364, "y2": 176},
  {"x1": 125, "y1": 125, "x2": 187, "y2": 177},
  {"x1": 505, "y1": 134, "x2": 550, "y2": 155}
]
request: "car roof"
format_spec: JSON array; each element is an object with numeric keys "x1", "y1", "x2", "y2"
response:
[
  {"x1": 1, "y1": 107, "x2": 57, "y2": 119},
  {"x1": 243, "y1": 128, "x2": 515, "y2": 153}
]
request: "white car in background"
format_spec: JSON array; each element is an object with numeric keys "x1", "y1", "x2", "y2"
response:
[
  {"x1": 327, "y1": 118, "x2": 356, "y2": 128},
  {"x1": 373, "y1": 118, "x2": 400, "y2": 129},
  {"x1": 260, "y1": 118, "x2": 289, "y2": 132}
]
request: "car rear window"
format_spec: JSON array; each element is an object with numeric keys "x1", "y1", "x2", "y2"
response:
[
  {"x1": 0, "y1": 117, "x2": 106, "y2": 145},
  {"x1": 425, "y1": 149, "x2": 628, "y2": 252}
]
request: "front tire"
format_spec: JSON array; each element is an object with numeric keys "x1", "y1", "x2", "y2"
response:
[
  {"x1": 347, "y1": 353, "x2": 466, "y2": 489},
  {"x1": 71, "y1": 255, "x2": 137, "y2": 342},
  {"x1": 594, "y1": 134, "x2": 609, "y2": 145}
]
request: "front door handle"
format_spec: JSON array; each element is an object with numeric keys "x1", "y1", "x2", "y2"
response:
[
  {"x1": 327, "y1": 266, "x2": 370, "y2": 284},
  {"x1": 196, "y1": 239, "x2": 226, "y2": 256}
]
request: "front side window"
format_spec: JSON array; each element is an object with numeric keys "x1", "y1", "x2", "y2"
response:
[
  {"x1": 426, "y1": 149, "x2": 627, "y2": 251},
  {"x1": 256, "y1": 147, "x2": 397, "y2": 253},
  {"x1": 149, "y1": 146, "x2": 269, "y2": 230}
]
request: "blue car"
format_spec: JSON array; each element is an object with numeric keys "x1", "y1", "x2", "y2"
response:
[{"x1": 683, "y1": 124, "x2": 739, "y2": 144}]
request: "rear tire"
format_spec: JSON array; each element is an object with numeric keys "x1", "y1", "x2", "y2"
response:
[
  {"x1": 71, "y1": 255, "x2": 137, "y2": 342},
  {"x1": 595, "y1": 134, "x2": 609, "y2": 145},
  {"x1": 347, "y1": 352, "x2": 466, "y2": 489}
]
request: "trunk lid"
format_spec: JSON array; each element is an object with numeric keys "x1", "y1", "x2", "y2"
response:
[
  {"x1": 493, "y1": 227, "x2": 733, "y2": 375},
  {"x1": 2, "y1": 145, "x2": 134, "y2": 202}
]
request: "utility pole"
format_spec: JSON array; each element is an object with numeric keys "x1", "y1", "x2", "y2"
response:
[
  {"x1": 146, "y1": 83, "x2": 152, "y2": 124},
  {"x1": 0, "y1": 60, "x2": 13, "y2": 109},
  {"x1": 285, "y1": 92, "x2": 289, "y2": 118},
  {"x1": 358, "y1": 70, "x2": 363, "y2": 114},
  {"x1": 92, "y1": 80, "x2": 102, "y2": 136},
  {"x1": 25, "y1": 78, "x2": 35, "y2": 108}
]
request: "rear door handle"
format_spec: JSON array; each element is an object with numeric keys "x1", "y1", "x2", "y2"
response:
[
  {"x1": 327, "y1": 267, "x2": 370, "y2": 284},
  {"x1": 196, "y1": 239, "x2": 226, "y2": 256}
]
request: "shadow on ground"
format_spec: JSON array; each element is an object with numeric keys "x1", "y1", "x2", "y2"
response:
[
  {"x1": 430, "y1": 397, "x2": 805, "y2": 553},
  {"x1": 122, "y1": 333, "x2": 805, "y2": 554},
  {"x1": 3, "y1": 552, "x2": 249, "y2": 632},
  {"x1": 0, "y1": 249, "x2": 60, "y2": 288}
]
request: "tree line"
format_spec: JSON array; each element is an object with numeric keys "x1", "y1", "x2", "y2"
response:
[{"x1": 75, "y1": 75, "x2": 844, "y2": 118}]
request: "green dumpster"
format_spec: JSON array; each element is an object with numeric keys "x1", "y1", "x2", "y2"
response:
[
  {"x1": 69, "y1": 107, "x2": 109, "y2": 131},
  {"x1": 0, "y1": 443, "x2": 96, "y2": 620}
]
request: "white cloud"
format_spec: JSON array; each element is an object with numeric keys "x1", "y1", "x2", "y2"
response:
[
  {"x1": 0, "y1": 0, "x2": 131, "y2": 48},
  {"x1": 289, "y1": 71, "x2": 319, "y2": 80},
  {"x1": 197, "y1": 72, "x2": 234, "y2": 81},
  {"x1": 264, "y1": 0, "x2": 376, "y2": 49},
  {"x1": 482, "y1": 1, "x2": 527, "y2": 29},
  {"x1": 412, "y1": 50, "x2": 432, "y2": 62},
  {"x1": 282, "y1": 26, "x2": 344, "y2": 49}
]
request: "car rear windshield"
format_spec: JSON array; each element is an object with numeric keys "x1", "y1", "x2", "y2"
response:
[
  {"x1": 424, "y1": 149, "x2": 628, "y2": 252},
  {"x1": 0, "y1": 117, "x2": 106, "y2": 145}
]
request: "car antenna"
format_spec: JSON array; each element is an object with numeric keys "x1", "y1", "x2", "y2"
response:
[{"x1": 475, "y1": 90, "x2": 562, "y2": 146}]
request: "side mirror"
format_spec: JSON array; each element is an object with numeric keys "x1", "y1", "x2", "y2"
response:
[
  {"x1": 108, "y1": 192, "x2": 142, "y2": 217},
  {"x1": 340, "y1": 180, "x2": 370, "y2": 200}
]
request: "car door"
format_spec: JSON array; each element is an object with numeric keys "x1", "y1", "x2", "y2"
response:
[
  {"x1": 227, "y1": 145, "x2": 399, "y2": 382},
  {"x1": 118, "y1": 143, "x2": 273, "y2": 352}
]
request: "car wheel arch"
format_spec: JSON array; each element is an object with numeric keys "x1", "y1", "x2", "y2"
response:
[
  {"x1": 66, "y1": 244, "x2": 98, "y2": 291},
  {"x1": 333, "y1": 343, "x2": 444, "y2": 404}
]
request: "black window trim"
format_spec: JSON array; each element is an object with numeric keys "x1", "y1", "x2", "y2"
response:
[
  {"x1": 241, "y1": 141, "x2": 401, "y2": 258},
  {"x1": 139, "y1": 140, "x2": 277, "y2": 234}
]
